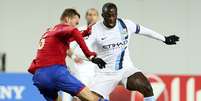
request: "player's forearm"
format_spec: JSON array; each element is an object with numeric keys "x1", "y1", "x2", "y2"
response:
[
  {"x1": 71, "y1": 29, "x2": 96, "y2": 59},
  {"x1": 81, "y1": 26, "x2": 91, "y2": 37},
  {"x1": 138, "y1": 25, "x2": 165, "y2": 42}
]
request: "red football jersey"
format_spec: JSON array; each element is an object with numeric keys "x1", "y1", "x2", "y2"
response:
[{"x1": 28, "y1": 24, "x2": 96, "y2": 74}]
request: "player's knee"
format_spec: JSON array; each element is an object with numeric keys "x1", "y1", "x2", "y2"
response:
[
  {"x1": 141, "y1": 82, "x2": 154, "y2": 97},
  {"x1": 127, "y1": 72, "x2": 154, "y2": 97},
  {"x1": 128, "y1": 79, "x2": 153, "y2": 97}
]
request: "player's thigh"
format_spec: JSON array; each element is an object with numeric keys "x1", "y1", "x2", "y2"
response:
[
  {"x1": 32, "y1": 66, "x2": 59, "y2": 100},
  {"x1": 55, "y1": 66, "x2": 85, "y2": 96},
  {"x1": 32, "y1": 66, "x2": 56, "y2": 89},
  {"x1": 125, "y1": 72, "x2": 154, "y2": 97},
  {"x1": 89, "y1": 72, "x2": 121, "y2": 99},
  {"x1": 74, "y1": 63, "x2": 96, "y2": 86},
  {"x1": 121, "y1": 60, "x2": 141, "y2": 87},
  {"x1": 38, "y1": 88, "x2": 58, "y2": 101},
  {"x1": 34, "y1": 83, "x2": 58, "y2": 100}
]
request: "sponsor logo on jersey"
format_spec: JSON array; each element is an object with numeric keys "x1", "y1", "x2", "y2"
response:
[
  {"x1": 101, "y1": 37, "x2": 107, "y2": 40},
  {"x1": 102, "y1": 40, "x2": 128, "y2": 49}
]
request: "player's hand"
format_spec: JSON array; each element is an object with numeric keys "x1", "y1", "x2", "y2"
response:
[
  {"x1": 91, "y1": 57, "x2": 106, "y2": 69},
  {"x1": 86, "y1": 21, "x2": 96, "y2": 33},
  {"x1": 88, "y1": 21, "x2": 96, "y2": 28},
  {"x1": 82, "y1": 22, "x2": 96, "y2": 36},
  {"x1": 164, "y1": 35, "x2": 180, "y2": 45}
]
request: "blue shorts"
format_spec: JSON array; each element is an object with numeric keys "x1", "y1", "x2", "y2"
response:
[{"x1": 32, "y1": 64, "x2": 85, "y2": 101}]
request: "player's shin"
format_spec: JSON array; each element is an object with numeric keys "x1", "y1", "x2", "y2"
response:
[{"x1": 77, "y1": 87, "x2": 108, "y2": 101}]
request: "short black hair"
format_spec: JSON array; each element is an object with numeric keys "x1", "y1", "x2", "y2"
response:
[
  {"x1": 60, "y1": 8, "x2": 80, "y2": 21},
  {"x1": 102, "y1": 2, "x2": 117, "y2": 13}
]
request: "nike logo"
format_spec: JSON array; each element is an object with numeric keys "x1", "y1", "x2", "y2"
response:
[{"x1": 101, "y1": 37, "x2": 107, "y2": 40}]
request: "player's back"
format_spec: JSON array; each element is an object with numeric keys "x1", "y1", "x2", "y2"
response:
[{"x1": 28, "y1": 24, "x2": 75, "y2": 74}]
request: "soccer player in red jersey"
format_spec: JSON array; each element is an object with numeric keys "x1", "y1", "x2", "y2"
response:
[{"x1": 28, "y1": 8, "x2": 108, "y2": 101}]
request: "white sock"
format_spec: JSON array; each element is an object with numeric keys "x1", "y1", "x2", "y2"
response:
[{"x1": 144, "y1": 96, "x2": 155, "y2": 101}]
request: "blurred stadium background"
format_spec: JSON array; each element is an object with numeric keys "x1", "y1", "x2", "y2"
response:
[{"x1": 0, "y1": 0, "x2": 201, "y2": 101}]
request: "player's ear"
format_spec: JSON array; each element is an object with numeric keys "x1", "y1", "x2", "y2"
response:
[{"x1": 65, "y1": 17, "x2": 71, "y2": 24}]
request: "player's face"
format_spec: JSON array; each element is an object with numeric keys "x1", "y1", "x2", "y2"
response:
[
  {"x1": 68, "y1": 15, "x2": 80, "y2": 27},
  {"x1": 86, "y1": 10, "x2": 99, "y2": 25},
  {"x1": 102, "y1": 8, "x2": 117, "y2": 28}
]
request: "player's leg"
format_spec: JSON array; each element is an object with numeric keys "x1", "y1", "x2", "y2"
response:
[
  {"x1": 126, "y1": 72, "x2": 155, "y2": 101},
  {"x1": 121, "y1": 52, "x2": 155, "y2": 101},
  {"x1": 55, "y1": 65, "x2": 109, "y2": 101},
  {"x1": 89, "y1": 72, "x2": 121, "y2": 100},
  {"x1": 76, "y1": 63, "x2": 96, "y2": 86},
  {"x1": 77, "y1": 87, "x2": 106, "y2": 101},
  {"x1": 72, "y1": 63, "x2": 96, "y2": 101},
  {"x1": 38, "y1": 88, "x2": 58, "y2": 101},
  {"x1": 73, "y1": 96, "x2": 81, "y2": 101},
  {"x1": 32, "y1": 65, "x2": 59, "y2": 101}
]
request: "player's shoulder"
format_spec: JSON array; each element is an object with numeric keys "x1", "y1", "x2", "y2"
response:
[
  {"x1": 89, "y1": 20, "x2": 104, "y2": 38},
  {"x1": 118, "y1": 18, "x2": 138, "y2": 30},
  {"x1": 55, "y1": 23, "x2": 76, "y2": 31},
  {"x1": 93, "y1": 20, "x2": 104, "y2": 29},
  {"x1": 91, "y1": 20, "x2": 102, "y2": 33},
  {"x1": 47, "y1": 24, "x2": 78, "y2": 37},
  {"x1": 119, "y1": 18, "x2": 135, "y2": 25}
]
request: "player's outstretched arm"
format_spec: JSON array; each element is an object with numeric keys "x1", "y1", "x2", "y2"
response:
[
  {"x1": 81, "y1": 26, "x2": 92, "y2": 37},
  {"x1": 71, "y1": 28, "x2": 96, "y2": 57},
  {"x1": 138, "y1": 25, "x2": 180, "y2": 45},
  {"x1": 71, "y1": 28, "x2": 106, "y2": 68}
]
